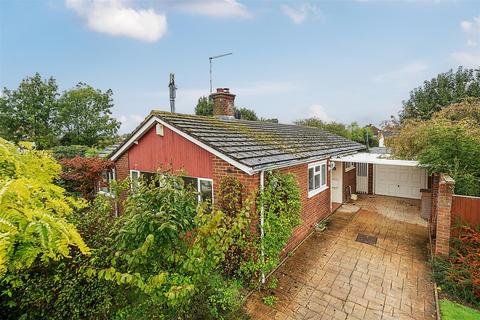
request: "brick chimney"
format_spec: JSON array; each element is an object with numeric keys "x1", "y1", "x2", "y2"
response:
[{"x1": 210, "y1": 88, "x2": 235, "y2": 118}]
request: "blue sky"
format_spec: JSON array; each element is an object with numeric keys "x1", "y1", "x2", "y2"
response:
[{"x1": 1, "y1": 1, "x2": 479, "y2": 133}]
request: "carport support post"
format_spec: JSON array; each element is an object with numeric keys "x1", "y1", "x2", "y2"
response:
[
  {"x1": 260, "y1": 170, "x2": 266, "y2": 284},
  {"x1": 434, "y1": 174, "x2": 455, "y2": 256}
]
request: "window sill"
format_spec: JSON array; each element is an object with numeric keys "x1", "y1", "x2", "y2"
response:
[{"x1": 308, "y1": 186, "x2": 329, "y2": 198}]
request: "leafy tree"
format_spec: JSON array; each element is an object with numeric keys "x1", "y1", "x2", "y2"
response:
[
  {"x1": 235, "y1": 107, "x2": 258, "y2": 121},
  {"x1": 388, "y1": 99, "x2": 480, "y2": 196},
  {"x1": 0, "y1": 74, "x2": 120, "y2": 149},
  {"x1": 0, "y1": 138, "x2": 89, "y2": 276},
  {"x1": 294, "y1": 118, "x2": 377, "y2": 147},
  {"x1": 0, "y1": 73, "x2": 59, "y2": 149},
  {"x1": 195, "y1": 96, "x2": 213, "y2": 116},
  {"x1": 59, "y1": 156, "x2": 114, "y2": 200},
  {"x1": 400, "y1": 67, "x2": 480, "y2": 122},
  {"x1": 57, "y1": 83, "x2": 120, "y2": 147}
]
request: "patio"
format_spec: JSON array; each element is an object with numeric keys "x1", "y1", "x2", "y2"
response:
[{"x1": 245, "y1": 195, "x2": 436, "y2": 320}]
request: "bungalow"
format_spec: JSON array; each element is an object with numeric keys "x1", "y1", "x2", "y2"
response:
[{"x1": 106, "y1": 88, "x2": 429, "y2": 252}]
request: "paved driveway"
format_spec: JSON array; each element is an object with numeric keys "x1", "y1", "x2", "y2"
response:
[{"x1": 245, "y1": 196, "x2": 435, "y2": 320}]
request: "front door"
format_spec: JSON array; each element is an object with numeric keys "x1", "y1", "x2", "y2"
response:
[{"x1": 356, "y1": 163, "x2": 368, "y2": 194}]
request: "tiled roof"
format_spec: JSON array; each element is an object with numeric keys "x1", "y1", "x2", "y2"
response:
[{"x1": 140, "y1": 111, "x2": 365, "y2": 172}]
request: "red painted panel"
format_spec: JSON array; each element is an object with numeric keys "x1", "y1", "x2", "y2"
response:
[
  {"x1": 451, "y1": 195, "x2": 480, "y2": 228},
  {"x1": 128, "y1": 125, "x2": 213, "y2": 178}
]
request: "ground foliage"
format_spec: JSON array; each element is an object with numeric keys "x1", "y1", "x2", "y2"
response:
[
  {"x1": 434, "y1": 226, "x2": 480, "y2": 308},
  {"x1": 387, "y1": 99, "x2": 480, "y2": 196},
  {"x1": 1, "y1": 172, "x2": 252, "y2": 319}
]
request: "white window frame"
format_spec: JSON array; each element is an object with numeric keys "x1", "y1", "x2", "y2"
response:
[
  {"x1": 197, "y1": 178, "x2": 214, "y2": 204},
  {"x1": 345, "y1": 162, "x2": 355, "y2": 172},
  {"x1": 308, "y1": 160, "x2": 328, "y2": 198},
  {"x1": 130, "y1": 170, "x2": 140, "y2": 191},
  {"x1": 98, "y1": 168, "x2": 116, "y2": 197}
]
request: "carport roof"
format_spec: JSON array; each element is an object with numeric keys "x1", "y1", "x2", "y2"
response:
[{"x1": 332, "y1": 152, "x2": 421, "y2": 167}]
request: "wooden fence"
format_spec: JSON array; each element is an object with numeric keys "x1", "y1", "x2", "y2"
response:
[{"x1": 451, "y1": 194, "x2": 480, "y2": 228}]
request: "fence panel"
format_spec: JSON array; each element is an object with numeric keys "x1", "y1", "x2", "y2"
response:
[{"x1": 451, "y1": 195, "x2": 480, "y2": 228}]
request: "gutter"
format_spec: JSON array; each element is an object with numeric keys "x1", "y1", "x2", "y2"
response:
[{"x1": 259, "y1": 170, "x2": 266, "y2": 284}]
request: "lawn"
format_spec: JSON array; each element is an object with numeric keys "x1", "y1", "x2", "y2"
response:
[{"x1": 439, "y1": 299, "x2": 480, "y2": 320}]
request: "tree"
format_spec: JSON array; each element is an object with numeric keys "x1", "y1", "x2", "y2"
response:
[
  {"x1": 400, "y1": 67, "x2": 480, "y2": 122},
  {"x1": 57, "y1": 83, "x2": 120, "y2": 147},
  {"x1": 195, "y1": 96, "x2": 213, "y2": 116},
  {"x1": 235, "y1": 107, "x2": 258, "y2": 121},
  {"x1": 0, "y1": 73, "x2": 59, "y2": 149},
  {"x1": 59, "y1": 156, "x2": 114, "y2": 200},
  {"x1": 388, "y1": 99, "x2": 480, "y2": 196},
  {"x1": 0, "y1": 74, "x2": 121, "y2": 149},
  {"x1": 0, "y1": 138, "x2": 89, "y2": 276}
]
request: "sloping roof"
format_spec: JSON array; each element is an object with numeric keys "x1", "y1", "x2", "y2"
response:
[{"x1": 109, "y1": 111, "x2": 365, "y2": 174}]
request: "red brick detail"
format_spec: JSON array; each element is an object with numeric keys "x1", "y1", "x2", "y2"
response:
[
  {"x1": 432, "y1": 174, "x2": 455, "y2": 256},
  {"x1": 211, "y1": 88, "x2": 235, "y2": 117},
  {"x1": 368, "y1": 164, "x2": 374, "y2": 194},
  {"x1": 343, "y1": 164, "x2": 356, "y2": 202},
  {"x1": 115, "y1": 151, "x2": 130, "y2": 182},
  {"x1": 277, "y1": 161, "x2": 331, "y2": 254}
]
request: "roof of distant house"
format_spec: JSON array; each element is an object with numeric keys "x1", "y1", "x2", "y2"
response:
[{"x1": 109, "y1": 111, "x2": 365, "y2": 174}]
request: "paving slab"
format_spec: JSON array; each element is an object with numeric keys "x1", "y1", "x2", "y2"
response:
[{"x1": 245, "y1": 195, "x2": 435, "y2": 320}]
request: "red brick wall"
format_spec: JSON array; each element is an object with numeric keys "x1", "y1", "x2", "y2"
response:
[
  {"x1": 212, "y1": 155, "x2": 260, "y2": 205},
  {"x1": 343, "y1": 164, "x2": 356, "y2": 202},
  {"x1": 368, "y1": 164, "x2": 374, "y2": 194},
  {"x1": 115, "y1": 151, "x2": 130, "y2": 182},
  {"x1": 277, "y1": 161, "x2": 331, "y2": 254}
]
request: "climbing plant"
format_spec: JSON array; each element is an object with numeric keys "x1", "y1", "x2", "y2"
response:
[{"x1": 241, "y1": 171, "x2": 301, "y2": 284}]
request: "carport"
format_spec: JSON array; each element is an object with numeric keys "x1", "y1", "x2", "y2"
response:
[{"x1": 331, "y1": 153, "x2": 428, "y2": 205}]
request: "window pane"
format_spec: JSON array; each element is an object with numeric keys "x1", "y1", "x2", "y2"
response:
[
  {"x1": 199, "y1": 180, "x2": 213, "y2": 202},
  {"x1": 321, "y1": 164, "x2": 326, "y2": 186},
  {"x1": 141, "y1": 172, "x2": 156, "y2": 186},
  {"x1": 182, "y1": 177, "x2": 198, "y2": 191},
  {"x1": 315, "y1": 165, "x2": 320, "y2": 173},
  {"x1": 314, "y1": 173, "x2": 320, "y2": 189},
  {"x1": 308, "y1": 168, "x2": 314, "y2": 191}
]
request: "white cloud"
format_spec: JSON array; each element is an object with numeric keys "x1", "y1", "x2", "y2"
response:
[
  {"x1": 280, "y1": 3, "x2": 321, "y2": 25},
  {"x1": 175, "y1": 0, "x2": 251, "y2": 19},
  {"x1": 66, "y1": 0, "x2": 167, "y2": 42},
  {"x1": 309, "y1": 104, "x2": 332, "y2": 122},
  {"x1": 372, "y1": 61, "x2": 428, "y2": 84},
  {"x1": 118, "y1": 114, "x2": 145, "y2": 131},
  {"x1": 459, "y1": 16, "x2": 480, "y2": 47},
  {"x1": 451, "y1": 51, "x2": 480, "y2": 68}
]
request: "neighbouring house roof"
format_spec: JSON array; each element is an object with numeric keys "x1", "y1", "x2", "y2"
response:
[{"x1": 109, "y1": 111, "x2": 365, "y2": 174}]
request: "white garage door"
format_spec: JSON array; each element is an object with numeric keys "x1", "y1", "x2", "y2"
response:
[{"x1": 374, "y1": 165, "x2": 426, "y2": 199}]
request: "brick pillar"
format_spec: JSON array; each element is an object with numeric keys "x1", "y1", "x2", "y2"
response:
[{"x1": 434, "y1": 174, "x2": 455, "y2": 256}]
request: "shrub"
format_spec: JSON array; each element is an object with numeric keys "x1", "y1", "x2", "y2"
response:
[
  {"x1": 0, "y1": 195, "x2": 125, "y2": 320},
  {"x1": 0, "y1": 139, "x2": 89, "y2": 276},
  {"x1": 59, "y1": 156, "x2": 114, "y2": 199},
  {"x1": 433, "y1": 226, "x2": 480, "y2": 307}
]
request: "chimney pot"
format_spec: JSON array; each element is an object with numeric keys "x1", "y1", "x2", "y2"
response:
[{"x1": 210, "y1": 87, "x2": 235, "y2": 118}]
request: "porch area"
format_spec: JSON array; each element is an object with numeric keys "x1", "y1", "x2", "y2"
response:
[{"x1": 245, "y1": 195, "x2": 435, "y2": 320}]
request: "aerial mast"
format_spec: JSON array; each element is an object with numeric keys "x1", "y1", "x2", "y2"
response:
[
  {"x1": 168, "y1": 73, "x2": 177, "y2": 113},
  {"x1": 209, "y1": 52, "x2": 232, "y2": 93}
]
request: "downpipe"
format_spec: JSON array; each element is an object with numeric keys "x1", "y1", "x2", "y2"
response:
[{"x1": 260, "y1": 170, "x2": 266, "y2": 285}]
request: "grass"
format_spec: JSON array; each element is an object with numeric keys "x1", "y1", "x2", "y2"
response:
[{"x1": 439, "y1": 299, "x2": 480, "y2": 320}]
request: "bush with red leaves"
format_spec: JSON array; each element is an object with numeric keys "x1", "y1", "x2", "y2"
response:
[
  {"x1": 434, "y1": 226, "x2": 480, "y2": 307},
  {"x1": 59, "y1": 156, "x2": 114, "y2": 200}
]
